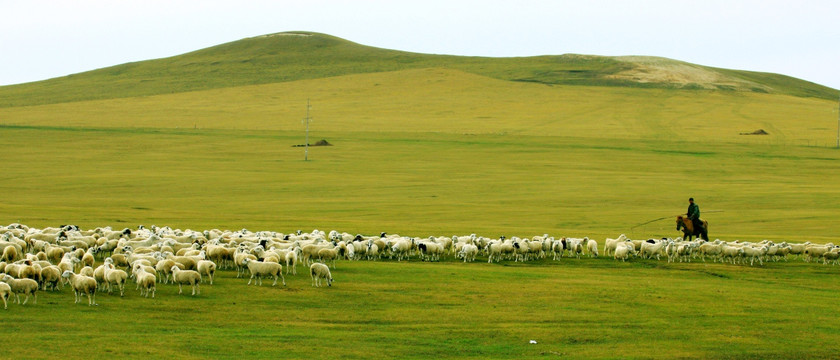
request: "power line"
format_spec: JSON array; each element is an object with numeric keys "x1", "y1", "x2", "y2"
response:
[{"x1": 303, "y1": 98, "x2": 312, "y2": 161}]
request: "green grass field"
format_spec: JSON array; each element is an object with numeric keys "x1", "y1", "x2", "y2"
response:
[
  {"x1": 5, "y1": 257, "x2": 840, "y2": 359},
  {"x1": 1, "y1": 31, "x2": 840, "y2": 359}
]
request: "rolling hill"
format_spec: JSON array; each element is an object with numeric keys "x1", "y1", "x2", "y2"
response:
[
  {"x1": 0, "y1": 31, "x2": 836, "y2": 107},
  {"x1": 3, "y1": 31, "x2": 840, "y2": 360},
  {"x1": 0, "y1": 31, "x2": 838, "y2": 239}
]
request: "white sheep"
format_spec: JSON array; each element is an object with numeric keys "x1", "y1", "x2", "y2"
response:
[
  {"x1": 458, "y1": 243, "x2": 478, "y2": 262},
  {"x1": 822, "y1": 248, "x2": 840, "y2": 265},
  {"x1": 0, "y1": 274, "x2": 38, "y2": 305},
  {"x1": 390, "y1": 239, "x2": 413, "y2": 262},
  {"x1": 170, "y1": 266, "x2": 202, "y2": 295},
  {"x1": 562, "y1": 238, "x2": 585, "y2": 259},
  {"x1": 44, "y1": 243, "x2": 66, "y2": 264},
  {"x1": 366, "y1": 241, "x2": 380, "y2": 261},
  {"x1": 60, "y1": 271, "x2": 96, "y2": 306},
  {"x1": 721, "y1": 245, "x2": 745, "y2": 265},
  {"x1": 486, "y1": 241, "x2": 503, "y2": 263},
  {"x1": 786, "y1": 241, "x2": 811, "y2": 259},
  {"x1": 102, "y1": 263, "x2": 128, "y2": 296},
  {"x1": 79, "y1": 266, "x2": 95, "y2": 278},
  {"x1": 698, "y1": 242, "x2": 722, "y2": 263},
  {"x1": 639, "y1": 239, "x2": 667, "y2": 260},
  {"x1": 310, "y1": 262, "x2": 333, "y2": 287},
  {"x1": 1, "y1": 244, "x2": 18, "y2": 263},
  {"x1": 154, "y1": 258, "x2": 180, "y2": 284},
  {"x1": 285, "y1": 247, "x2": 300, "y2": 275},
  {"x1": 40, "y1": 265, "x2": 63, "y2": 291},
  {"x1": 603, "y1": 234, "x2": 627, "y2": 256},
  {"x1": 57, "y1": 253, "x2": 79, "y2": 276},
  {"x1": 197, "y1": 260, "x2": 217, "y2": 285},
  {"x1": 804, "y1": 244, "x2": 832, "y2": 263},
  {"x1": 549, "y1": 239, "x2": 565, "y2": 260},
  {"x1": 317, "y1": 247, "x2": 339, "y2": 269},
  {"x1": 133, "y1": 264, "x2": 156, "y2": 298},
  {"x1": 234, "y1": 251, "x2": 257, "y2": 278},
  {"x1": 81, "y1": 249, "x2": 95, "y2": 270},
  {"x1": 743, "y1": 245, "x2": 769, "y2": 266},
  {"x1": 427, "y1": 242, "x2": 446, "y2": 262},
  {"x1": 613, "y1": 242, "x2": 633, "y2": 262},
  {"x1": 0, "y1": 282, "x2": 10, "y2": 309},
  {"x1": 242, "y1": 258, "x2": 285, "y2": 286},
  {"x1": 585, "y1": 238, "x2": 599, "y2": 258}
]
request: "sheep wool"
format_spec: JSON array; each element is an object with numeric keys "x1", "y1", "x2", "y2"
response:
[
  {"x1": 310, "y1": 263, "x2": 333, "y2": 287},
  {"x1": 242, "y1": 258, "x2": 286, "y2": 287},
  {"x1": 170, "y1": 266, "x2": 202, "y2": 296},
  {"x1": 61, "y1": 271, "x2": 96, "y2": 306},
  {"x1": 0, "y1": 282, "x2": 11, "y2": 309},
  {"x1": 0, "y1": 274, "x2": 38, "y2": 306}
]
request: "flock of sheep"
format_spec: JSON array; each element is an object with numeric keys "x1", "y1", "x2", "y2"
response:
[{"x1": 0, "y1": 223, "x2": 833, "y2": 309}]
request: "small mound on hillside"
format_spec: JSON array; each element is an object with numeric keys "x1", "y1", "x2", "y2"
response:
[
  {"x1": 292, "y1": 139, "x2": 333, "y2": 147},
  {"x1": 740, "y1": 129, "x2": 769, "y2": 135}
]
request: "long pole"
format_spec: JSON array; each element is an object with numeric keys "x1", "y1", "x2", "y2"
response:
[{"x1": 305, "y1": 98, "x2": 311, "y2": 161}]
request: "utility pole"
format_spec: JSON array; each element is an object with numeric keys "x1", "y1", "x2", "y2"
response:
[
  {"x1": 303, "y1": 98, "x2": 312, "y2": 161},
  {"x1": 836, "y1": 92, "x2": 839, "y2": 148}
]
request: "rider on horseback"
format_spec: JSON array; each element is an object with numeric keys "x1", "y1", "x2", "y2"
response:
[{"x1": 687, "y1": 198, "x2": 705, "y2": 235}]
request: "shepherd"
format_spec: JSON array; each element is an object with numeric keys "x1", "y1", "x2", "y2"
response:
[{"x1": 677, "y1": 197, "x2": 708, "y2": 241}]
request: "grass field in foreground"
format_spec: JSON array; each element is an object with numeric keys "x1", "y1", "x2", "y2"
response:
[{"x1": 4, "y1": 256, "x2": 839, "y2": 360}]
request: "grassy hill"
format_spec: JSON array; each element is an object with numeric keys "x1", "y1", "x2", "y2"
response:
[
  {"x1": 0, "y1": 31, "x2": 836, "y2": 107},
  {"x1": 2, "y1": 31, "x2": 840, "y2": 359}
]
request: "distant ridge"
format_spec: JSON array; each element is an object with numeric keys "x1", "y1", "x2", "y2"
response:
[{"x1": 0, "y1": 31, "x2": 836, "y2": 107}]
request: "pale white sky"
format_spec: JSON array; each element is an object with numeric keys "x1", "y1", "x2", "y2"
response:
[{"x1": 1, "y1": 0, "x2": 838, "y2": 90}]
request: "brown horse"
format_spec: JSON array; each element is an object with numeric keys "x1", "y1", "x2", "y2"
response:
[{"x1": 676, "y1": 215, "x2": 708, "y2": 241}]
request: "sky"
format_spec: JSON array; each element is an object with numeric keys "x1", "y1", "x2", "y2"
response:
[{"x1": 1, "y1": 0, "x2": 839, "y2": 90}]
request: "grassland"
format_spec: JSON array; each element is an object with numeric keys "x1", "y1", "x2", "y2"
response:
[
  {"x1": 5, "y1": 257, "x2": 840, "y2": 359},
  {"x1": 0, "y1": 67, "x2": 838, "y2": 240},
  {"x1": 2, "y1": 31, "x2": 840, "y2": 359}
]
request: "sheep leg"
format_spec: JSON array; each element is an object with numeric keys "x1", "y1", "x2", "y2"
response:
[{"x1": 178, "y1": 284, "x2": 183, "y2": 294}]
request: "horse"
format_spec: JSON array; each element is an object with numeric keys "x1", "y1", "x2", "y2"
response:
[{"x1": 677, "y1": 215, "x2": 708, "y2": 241}]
